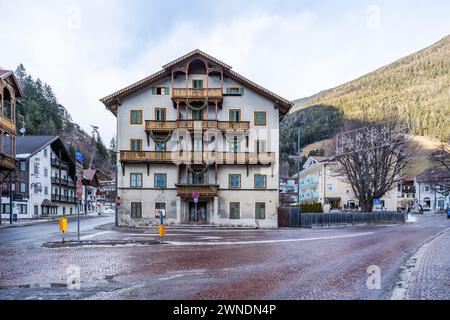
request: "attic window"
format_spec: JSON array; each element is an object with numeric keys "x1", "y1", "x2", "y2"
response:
[
  {"x1": 225, "y1": 87, "x2": 244, "y2": 96},
  {"x1": 152, "y1": 86, "x2": 170, "y2": 96}
]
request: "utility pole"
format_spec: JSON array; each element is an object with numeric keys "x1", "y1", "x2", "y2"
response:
[{"x1": 297, "y1": 127, "x2": 301, "y2": 216}]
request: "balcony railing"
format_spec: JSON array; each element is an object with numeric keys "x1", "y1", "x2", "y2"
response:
[
  {"x1": 0, "y1": 114, "x2": 16, "y2": 136},
  {"x1": 52, "y1": 194, "x2": 76, "y2": 203},
  {"x1": 51, "y1": 177, "x2": 70, "y2": 185},
  {"x1": 0, "y1": 154, "x2": 16, "y2": 171},
  {"x1": 172, "y1": 88, "x2": 223, "y2": 100},
  {"x1": 51, "y1": 158, "x2": 69, "y2": 170},
  {"x1": 145, "y1": 120, "x2": 251, "y2": 133},
  {"x1": 120, "y1": 151, "x2": 275, "y2": 165},
  {"x1": 176, "y1": 184, "x2": 219, "y2": 199}
]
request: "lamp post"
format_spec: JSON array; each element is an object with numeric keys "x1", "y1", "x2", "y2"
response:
[{"x1": 289, "y1": 127, "x2": 303, "y2": 219}]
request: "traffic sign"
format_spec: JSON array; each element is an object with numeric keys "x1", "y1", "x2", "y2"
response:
[
  {"x1": 193, "y1": 192, "x2": 199, "y2": 200},
  {"x1": 155, "y1": 209, "x2": 166, "y2": 218},
  {"x1": 194, "y1": 198, "x2": 199, "y2": 204},
  {"x1": 116, "y1": 196, "x2": 122, "y2": 207},
  {"x1": 76, "y1": 178, "x2": 83, "y2": 201}
]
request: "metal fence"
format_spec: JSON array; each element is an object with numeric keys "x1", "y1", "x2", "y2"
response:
[{"x1": 278, "y1": 208, "x2": 407, "y2": 228}]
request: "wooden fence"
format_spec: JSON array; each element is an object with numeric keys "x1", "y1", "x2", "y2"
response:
[{"x1": 278, "y1": 207, "x2": 406, "y2": 228}]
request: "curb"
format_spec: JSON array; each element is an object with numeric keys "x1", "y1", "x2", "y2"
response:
[{"x1": 43, "y1": 239, "x2": 162, "y2": 248}]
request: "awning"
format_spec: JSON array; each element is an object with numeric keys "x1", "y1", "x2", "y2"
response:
[{"x1": 41, "y1": 199, "x2": 58, "y2": 207}]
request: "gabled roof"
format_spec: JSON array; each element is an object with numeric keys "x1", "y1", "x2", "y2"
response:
[
  {"x1": 416, "y1": 168, "x2": 450, "y2": 183},
  {"x1": 6, "y1": 136, "x2": 58, "y2": 156},
  {"x1": 100, "y1": 50, "x2": 293, "y2": 116},
  {"x1": 0, "y1": 69, "x2": 23, "y2": 98}
]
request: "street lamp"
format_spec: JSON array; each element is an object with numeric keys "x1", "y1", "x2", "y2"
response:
[{"x1": 288, "y1": 126, "x2": 303, "y2": 216}]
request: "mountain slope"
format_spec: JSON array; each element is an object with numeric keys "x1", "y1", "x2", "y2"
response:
[
  {"x1": 281, "y1": 35, "x2": 450, "y2": 176},
  {"x1": 291, "y1": 35, "x2": 450, "y2": 141}
]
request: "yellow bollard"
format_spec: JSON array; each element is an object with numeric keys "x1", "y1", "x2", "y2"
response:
[
  {"x1": 159, "y1": 224, "x2": 166, "y2": 237},
  {"x1": 59, "y1": 217, "x2": 68, "y2": 242}
]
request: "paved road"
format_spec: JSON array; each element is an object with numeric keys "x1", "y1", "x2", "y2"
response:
[{"x1": 0, "y1": 214, "x2": 448, "y2": 300}]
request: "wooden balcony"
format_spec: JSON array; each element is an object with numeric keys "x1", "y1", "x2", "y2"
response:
[
  {"x1": 120, "y1": 151, "x2": 275, "y2": 165},
  {"x1": 145, "y1": 120, "x2": 250, "y2": 134},
  {"x1": 0, "y1": 114, "x2": 16, "y2": 136},
  {"x1": 172, "y1": 88, "x2": 223, "y2": 101},
  {"x1": 0, "y1": 154, "x2": 16, "y2": 171},
  {"x1": 145, "y1": 121, "x2": 178, "y2": 133},
  {"x1": 176, "y1": 184, "x2": 219, "y2": 199}
]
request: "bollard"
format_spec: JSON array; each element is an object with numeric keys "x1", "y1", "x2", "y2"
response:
[{"x1": 59, "y1": 217, "x2": 68, "y2": 243}]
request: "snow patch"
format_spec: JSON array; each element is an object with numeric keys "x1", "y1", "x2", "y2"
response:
[{"x1": 407, "y1": 214, "x2": 418, "y2": 223}]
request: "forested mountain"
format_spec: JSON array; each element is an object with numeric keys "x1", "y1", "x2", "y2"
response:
[
  {"x1": 281, "y1": 35, "x2": 450, "y2": 176},
  {"x1": 13, "y1": 65, "x2": 115, "y2": 176}
]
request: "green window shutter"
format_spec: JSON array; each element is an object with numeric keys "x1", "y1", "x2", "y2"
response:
[
  {"x1": 225, "y1": 87, "x2": 231, "y2": 95},
  {"x1": 239, "y1": 87, "x2": 245, "y2": 95},
  {"x1": 165, "y1": 86, "x2": 170, "y2": 95},
  {"x1": 151, "y1": 87, "x2": 156, "y2": 95}
]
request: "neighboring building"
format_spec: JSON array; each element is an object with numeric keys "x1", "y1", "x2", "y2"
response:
[
  {"x1": 80, "y1": 169, "x2": 100, "y2": 214},
  {"x1": 2, "y1": 136, "x2": 77, "y2": 219},
  {"x1": 279, "y1": 177, "x2": 298, "y2": 207},
  {"x1": 0, "y1": 69, "x2": 20, "y2": 222},
  {"x1": 397, "y1": 178, "x2": 416, "y2": 212},
  {"x1": 296, "y1": 156, "x2": 397, "y2": 212},
  {"x1": 98, "y1": 178, "x2": 116, "y2": 206},
  {"x1": 415, "y1": 168, "x2": 450, "y2": 212},
  {"x1": 100, "y1": 49, "x2": 292, "y2": 227}
]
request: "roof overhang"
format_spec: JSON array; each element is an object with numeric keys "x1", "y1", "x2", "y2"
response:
[
  {"x1": 0, "y1": 70, "x2": 23, "y2": 98},
  {"x1": 100, "y1": 50, "x2": 293, "y2": 117}
]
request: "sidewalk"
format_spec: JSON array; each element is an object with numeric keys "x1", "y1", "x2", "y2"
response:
[{"x1": 0, "y1": 214, "x2": 105, "y2": 230}]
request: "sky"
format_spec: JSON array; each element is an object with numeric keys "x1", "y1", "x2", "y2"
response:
[{"x1": 0, "y1": 0, "x2": 449, "y2": 143}]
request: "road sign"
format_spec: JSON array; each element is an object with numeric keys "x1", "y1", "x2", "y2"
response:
[
  {"x1": 373, "y1": 199, "x2": 382, "y2": 206},
  {"x1": 193, "y1": 192, "x2": 199, "y2": 200},
  {"x1": 116, "y1": 196, "x2": 122, "y2": 207},
  {"x1": 76, "y1": 178, "x2": 83, "y2": 201},
  {"x1": 194, "y1": 198, "x2": 199, "y2": 204},
  {"x1": 155, "y1": 209, "x2": 166, "y2": 218}
]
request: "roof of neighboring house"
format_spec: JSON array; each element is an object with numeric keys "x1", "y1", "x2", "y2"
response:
[
  {"x1": 100, "y1": 49, "x2": 293, "y2": 116},
  {"x1": 5, "y1": 136, "x2": 58, "y2": 156},
  {"x1": 0, "y1": 69, "x2": 23, "y2": 97},
  {"x1": 416, "y1": 168, "x2": 450, "y2": 183},
  {"x1": 82, "y1": 169, "x2": 97, "y2": 181}
]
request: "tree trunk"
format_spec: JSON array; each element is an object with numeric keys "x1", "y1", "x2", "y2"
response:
[{"x1": 360, "y1": 199, "x2": 373, "y2": 213}]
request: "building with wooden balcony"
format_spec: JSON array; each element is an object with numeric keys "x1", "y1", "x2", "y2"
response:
[
  {"x1": 2, "y1": 136, "x2": 78, "y2": 219},
  {"x1": 101, "y1": 50, "x2": 293, "y2": 228}
]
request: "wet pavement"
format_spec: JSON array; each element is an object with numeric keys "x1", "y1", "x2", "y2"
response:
[{"x1": 0, "y1": 213, "x2": 449, "y2": 300}]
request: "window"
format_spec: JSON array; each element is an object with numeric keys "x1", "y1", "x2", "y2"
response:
[
  {"x1": 230, "y1": 202, "x2": 240, "y2": 219},
  {"x1": 152, "y1": 86, "x2": 170, "y2": 95},
  {"x1": 192, "y1": 109, "x2": 203, "y2": 120},
  {"x1": 229, "y1": 136, "x2": 240, "y2": 152},
  {"x1": 425, "y1": 186, "x2": 430, "y2": 192},
  {"x1": 255, "y1": 202, "x2": 266, "y2": 220},
  {"x1": 130, "y1": 110, "x2": 143, "y2": 125},
  {"x1": 229, "y1": 109, "x2": 241, "y2": 122},
  {"x1": 19, "y1": 161, "x2": 26, "y2": 172},
  {"x1": 20, "y1": 183, "x2": 26, "y2": 193},
  {"x1": 225, "y1": 87, "x2": 244, "y2": 96},
  {"x1": 155, "y1": 108, "x2": 166, "y2": 121},
  {"x1": 156, "y1": 142, "x2": 166, "y2": 152},
  {"x1": 2, "y1": 204, "x2": 10, "y2": 214},
  {"x1": 255, "y1": 175, "x2": 267, "y2": 189},
  {"x1": 254, "y1": 111, "x2": 267, "y2": 126},
  {"x1": 44, "y1": 187, "x2": 49, "y2": 195},
  {"x1": 256, "y1": 140, "x2": 267, "y2": 153},
  {"x1": 11, "y1": 183, "x2": 15, "y2": 192},
  {"x1": 130, "y1": 139, "x2": 143, "y2": 151},
  {"x1": 229, "y1": 175, "x2": 241, "y2": 189},
  {"x1": 33, "y1": 163, "x2": 39, "y2": 175},
  {"x1": 192, "y1": 79, "x2": 204, "y2": 89},
  {"x1": 43, "y1": 149, "x2": 48, "y2": 157},
  {"x1": 194, "y1": 138, "x2": 203, "y2": 152},
  {"x1": 131, "y1": 202, "x2": 142, "y2": 218},
  {"x1": 70, "y1": 208, "x2": 73, "y2": 215},
  {"x1": 130, "y1": 173, "x2": 143, "y2": 188},
  {"x1": 44, "y1": 168, "x2": 48, "y2": 177},
  {"x1": 34, "y1": 205, "x2": 39, "y2": 215},
  {"x1": 63, "y1": 207, "x2": 66, "y2": 215},
  {"x1": 155, "y1": 174, "x2": 167, "y2": 189}
]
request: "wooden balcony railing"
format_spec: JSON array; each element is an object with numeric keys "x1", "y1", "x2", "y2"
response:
[
  {"x1": 145, "y1": 120, "x2": 250, "y2": 133},
  {"x1": 176, "y1": 184, "x2": 219, "y2": 198},
  {"x1": 0, "y1": 154, "x2": 16, "y2": 171},
  {"x1": 172, "y1": 88, "x2": 223, "y2": 100},
  {"x1": 145, "y1": 121, "x2": 178, "y2": 132},
  {"x1": 0, "y1": 114, "x2": 16, "y2": 136},
  {"x1": 120, "y1": 151, "x2": 275, "y2": 165}
]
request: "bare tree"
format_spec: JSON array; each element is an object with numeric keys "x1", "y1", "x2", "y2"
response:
[
  {"x1": 334, "y1": 120, "x2": 411, "y2": 212},
  {"x1": 429, "y1": 144, "x2": 450, "y2": 196}
]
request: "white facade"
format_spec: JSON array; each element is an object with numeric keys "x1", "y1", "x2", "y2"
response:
[
  {"x1": 415, "y1": 181, "x2": 450, "y2": 212},
  {"x1": 103, "y1": 51, "x2": 291, "y2": 228},
  {"x1": 298, "y1": 157, "x2": 398, "y2": 212}
]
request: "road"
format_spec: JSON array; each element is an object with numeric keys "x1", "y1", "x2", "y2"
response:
[{"x1": 0, "y1": 213, "x2": 449, "y2": 300}]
